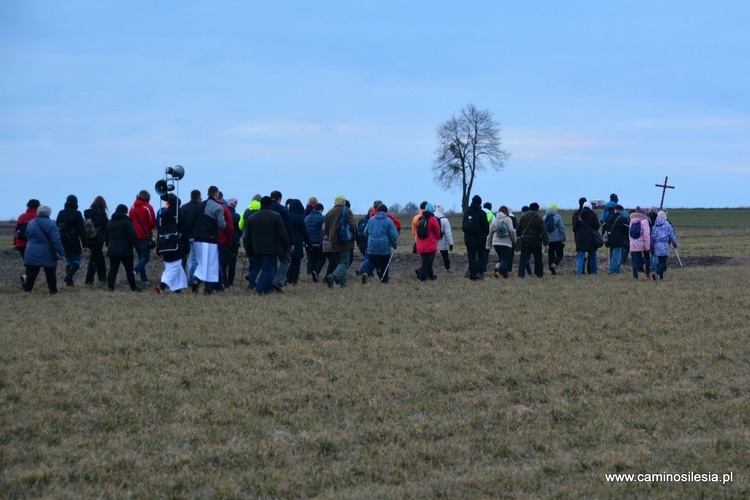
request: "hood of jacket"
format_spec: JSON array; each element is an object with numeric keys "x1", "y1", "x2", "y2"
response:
[
  {"x1": 545, "y1": 208, "x2": 557, "y2": 217},
  {"x1": 653, "y1": 217, "x2": 668, "y2": 229},
  {"x1": 287, "y1": 198, "x2": 304, "y2": 215}
]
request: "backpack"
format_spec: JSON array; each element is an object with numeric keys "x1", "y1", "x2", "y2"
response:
[
  {"x1": 356, "y1": 215, "x2": 369, "y2": 245},
  {"x1": 15, "y1": 220, "x2": 28, "y2": 242},
  {"x1": 462, "y1": 212, "x2": 479, "y2": 234},
  {"x1": 495, "y1": 219, "x2": 509, "y2": 238},
  {"x1": 337, "y1": 206, "x2": 354, "y2": 243},
  {"x1": 157, "y1": 222, "x2": 181, "y2": 253},
  {"x1": 416, "y1": 213, "x2": 431, "y2": 239},
  {"x1": 57, "y1": 221, "x2": 76, "y2": 241},
  {"x1": 629, "y1": 221, "x2": 642, "y2": 239},
  {"x1": 84, "y1": 216, "x2": 98, "y2": 240},
  {"x1": 544, "y1": 214, "x2": 556, "y2": 234},
  {"x1": 436, "y1": 216, "x2": 446, "y2": 240}
]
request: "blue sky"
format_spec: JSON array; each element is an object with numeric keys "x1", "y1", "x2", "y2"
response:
[{"x1": 2, "y1": 1, "x2": 748, "y2": 219}]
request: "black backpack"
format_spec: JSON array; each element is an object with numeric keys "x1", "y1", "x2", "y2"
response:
[
  {"x1": 462, "y1": 212, "x2": 479, "y2": 234},
  {"x1": 356, "y1": 215, "x2": 369, "y2": 245},
  {"x1": 416, "y1": 213, "x2": 431, "y2": 239},
  {"x1": 15, "y1": 221, "x2": 28, "y2": 241}
]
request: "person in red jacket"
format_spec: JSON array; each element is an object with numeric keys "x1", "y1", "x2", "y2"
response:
[
  {"x1": 13, "y1": 199, "x2": 41, "y2": 259},
  {"x1": 129, "y1": 190, "x2": 157, "y2": 285},
  {"x1": 415, "y1": 203, "x2": 441, "y2": 281},
  {"x1": 216, "y1": 191, "x2": 234, "y2": 290}
]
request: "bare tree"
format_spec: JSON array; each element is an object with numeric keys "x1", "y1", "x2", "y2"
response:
[
  {"x1": 402, "y1": 201, "x2": 419, "y2": 214},
  {"x1": 433, "y1": 104, "x2": 510, "y2": 212},
  {"x1": 389, "y1": 202, "x2": 402, "y2": 214}
]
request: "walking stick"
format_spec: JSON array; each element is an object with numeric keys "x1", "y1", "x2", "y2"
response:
[
  {"x1": 674, "y1": 247, "x2": 684, "y2": 267},
  {"x1": 381, "y1": 251, "x2": 395, "y2": 282}
]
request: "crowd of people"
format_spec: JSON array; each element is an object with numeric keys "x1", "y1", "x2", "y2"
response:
[{"x1": 12, "y1": 190, "x2": 679, "y2": 295}]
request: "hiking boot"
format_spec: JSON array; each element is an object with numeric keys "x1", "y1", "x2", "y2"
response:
[
  {"x1": 20, "y1": 274, "x2": 26, "y2": 286},
  {"x1": 362, "y1": 274, "x2": 368, "y2": 284},
  {"x1": 312, "y1": 271, "x2": 318, "y2": 283},
  {"x1": 550, "y1": 263, "x2": 557, "y2": 275},
  {"x1": 494, "y1": 271, "x2": 500, "y2": 279},
  {"x1": 325, "y1": 275, "x2": 334, "y2": 288}
]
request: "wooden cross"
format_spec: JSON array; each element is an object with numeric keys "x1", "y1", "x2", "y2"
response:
[{"x1": 655, "y1": 176, "x2": 675, "y2": 209}]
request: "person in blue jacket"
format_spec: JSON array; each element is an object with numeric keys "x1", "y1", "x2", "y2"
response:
[
  {"x1": 22, "y1": 205, "x2": 66, "y2": 294},
  {"x1": 363, "y1": 204, "x2": 399, "y2": 283}
]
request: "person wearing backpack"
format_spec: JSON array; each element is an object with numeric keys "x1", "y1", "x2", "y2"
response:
[
  {"x1": 435, "y1": 203, "x2": 454, "y2": 273},
  {"x1": 105, "y1": 204, "x2": 141, "y2": 293},
  {"x1": 83, "y1": 196, "x2": 109, "y2": 285},
  {"x1": 13, "y1": 199, "x2": 40, "y2": 260},
  {"x1": 487, "y1": 206, "x2": 517, "y2": 279},
  {"x1": 22, "y1": 205, "x2": 66, "y2": 294},
  {"x1": 415, "y1": 203, "x2": 441, "y2": 281},
  {"x1": 285, "y1": 199, "x2": 312, "y2": 286},
  {"x1": 56, "y1": 194, "x2": 87, "y2": 287},
  {"x1": 544, "y1": 205, "x2": 566, "y2": 275},
  {"x1": 629, "y1": 206, "x2": 652, "y2": 279},
  {"x1": 323, "y1": 195, "x2": 357, "y2": 288},
  {"x1": 155, "y1": 194, "x2": 189, "y2": 294},
  {"x1": 462, "y1": 195, "x2": 491, "y2": 280},
  {"x1": 304, "y1": 202, "x2": 326, "y2": 282}
]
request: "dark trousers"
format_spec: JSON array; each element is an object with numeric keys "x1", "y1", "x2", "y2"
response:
[
  {"x1": 108, "y1": 256, "x2": 138, "y2": 290},
  {"x1": 493, "y1": 245, "x2": 513, "y2": 277},
  {"x1": 518, "y1": 246, "x2": 544, "y2": 277},
  {"x1": 655, "y1": 255, "x2": 668, "y2": 279},
  {"x1": 24, "y1": 266, "x2": 57, "y2": 293},
  {"x1": 86, "y1": 242, "x2": 107, "y2": 283},
  {"x1": 419, "y1": 252, "x2": 436, "y2": 281},
  {"x1": 466, "y1": 245, "x2": 485, "y2": 279},
  {"x1": 307, "y1": 245, "x2": 326, "y2": 276},
  {"x1": 548, "y1": 241, "x2": 564, "y2": 268},
  {"x1": 219, "y1": 245, "x2": 230, "y2": 288},
  {"x1": 439, "y1": 249, "x2": 450, "y2": 270},
  {"x1": 324, "y1": 253, "x2": 337, "y2": 278},
  {"x1": 288, "y1": 256, "x2": 303, "y2": 285},
  {"x1": 369, "y1": 253, "x2": 391, "y2": 282},
  {"x1": 227, "y1": 245, "x2": 239, "y2": 286}
]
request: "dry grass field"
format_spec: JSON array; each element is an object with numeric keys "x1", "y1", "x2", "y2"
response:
[{"x1": 1, "y1": 209, "x2": 749, "y2": 497}]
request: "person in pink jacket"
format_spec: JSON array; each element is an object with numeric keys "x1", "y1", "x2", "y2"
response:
[
  {"x1": 629, "y1": 207, "x2": 652, "y2": 279},
  {"x1": 415, "y1": 203, "x2": 442, "y2": 281}
]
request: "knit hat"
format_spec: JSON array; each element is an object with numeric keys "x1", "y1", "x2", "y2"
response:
[
  {"x1": 424, "y1": 203, "x2": 435, "y2": 214},
  {"x1": 37, "y1": 205, "x2": 52, "y2": 217},
  {"x1": 658, "y1": 211, "x2": 667, "y2": 220},
  {"x1": 334, "y1": 195, "x2": 346, "y2": 203},
  {"x1": 115, "y1": 204, "x2": 128, "y2": 215},
  {"x1": 583, "y1": 202, "x2": 592, "y2": 210},
  {"x1": 227, "y1": 198, "x2": 238, "y2": 209},
  {"x1": 636, "y1": 206, "x2": 648, "y2": 215},
  {"x1": 649, "y1": 206, "x2": 659, "y2": 215}
]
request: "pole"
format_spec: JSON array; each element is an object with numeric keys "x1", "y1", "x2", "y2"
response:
[
  {"x1": 674, "y1": 248, "x2": 684, "y2": 268},
  {"x1": 381, "y1": 251, "x2": 395, "y2": 282}
]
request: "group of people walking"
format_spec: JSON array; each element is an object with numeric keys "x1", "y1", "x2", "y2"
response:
[{"x1": 12, "y1": 190, "x2": 679, "y2": 295}]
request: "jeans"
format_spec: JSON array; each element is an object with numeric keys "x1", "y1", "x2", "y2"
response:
[
  {"x1": 255, "y1": 255, "x2": 278, "y2": 294},
  {"x1": 608, "y1": 246, "x2": 624, "y2": 274},
  {"x1": 187, "y1": 239, "x2": 198, "y2": 285},
  {"x1": 577, "y1": 250, "x2": 598, "y2": 275},
  {"x1": 518, "y1": 246, "x2": 544, "y2": 277},
  {"x1": 133, "y1": 238, "x2": 151, "y2": 282},
  {"x1": 632, "y1": 251, "x2": 647, "y2": 278},
  {"x1": 307, "y1": 245, "x2": 326, "y2": 277},
  {"x1": 655, "y1": 255, "x2": 668, "y2": 279},
  {"x1": 65, "y1": 252, "x2": 82, "y2": 270},
  {"x1": 273, "y1": 254, "x2": 291, "y2": 287}
]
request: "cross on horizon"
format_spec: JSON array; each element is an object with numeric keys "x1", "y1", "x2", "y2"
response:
[{"x1": 655, "y1": 176, "x2": 675, "y2": 209}]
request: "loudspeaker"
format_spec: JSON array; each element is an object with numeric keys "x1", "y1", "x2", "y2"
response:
[{"x1": 165, "y1": 165, "x2": 184, "y2": 180}]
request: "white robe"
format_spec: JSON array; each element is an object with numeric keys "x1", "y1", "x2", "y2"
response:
[
  {"x1": 193, "y1": 241, "x2": 220, "y2": 283},
  {"x1": 160, "y1": 259, "x2": 187, "y2": 291}
]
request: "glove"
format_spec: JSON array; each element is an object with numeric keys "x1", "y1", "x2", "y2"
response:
[{"x1": 449, "y1": 245, "x2": 454, "y2": 251}]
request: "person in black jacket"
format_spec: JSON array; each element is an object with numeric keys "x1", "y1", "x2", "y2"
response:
[
  {"x1": 56, "y1": 194, "x2": 87, "y2": 286},
  {"x1": 226, "y1": 197, "x2": 242, "y2": 287},
  {"x1": 155, "y1": 194, "x2": 190, "y2": 293},
  {"x1": 573, "y1": 201, "x2": 601, "y2": 275},
  {"x1": 285, "y1": 199, "x2": 312, "y2": 286},
  {"x1": 604, "y1": 204, "x2": 629, "y2": 274},
  {"x1": 517, "y1": 202, "x2": 549, "y2": 278},
  {"x1": 84, "y1": 196, "x2": 109, "y2": 285},
  {"x1": 105, "y1": 204, "x2": 141, "y2": 292},
  {"x1": 462, "y1": 195, "x2": 491, "y2": 280},
  {"x1": 245, "y1": 196, "x2": 290, "y2": 295},
  {"x1": 181, "y1": 189, "x2": 202, "y2": 287}
]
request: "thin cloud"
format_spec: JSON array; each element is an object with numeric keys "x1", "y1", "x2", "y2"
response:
[{"x1": 506, "y1": 129, "x2": 624, "y2": 160}]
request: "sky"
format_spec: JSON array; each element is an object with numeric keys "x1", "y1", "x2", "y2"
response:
[{"x1": 1, "y1": 1, "x2": 749, "y2": 219}]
